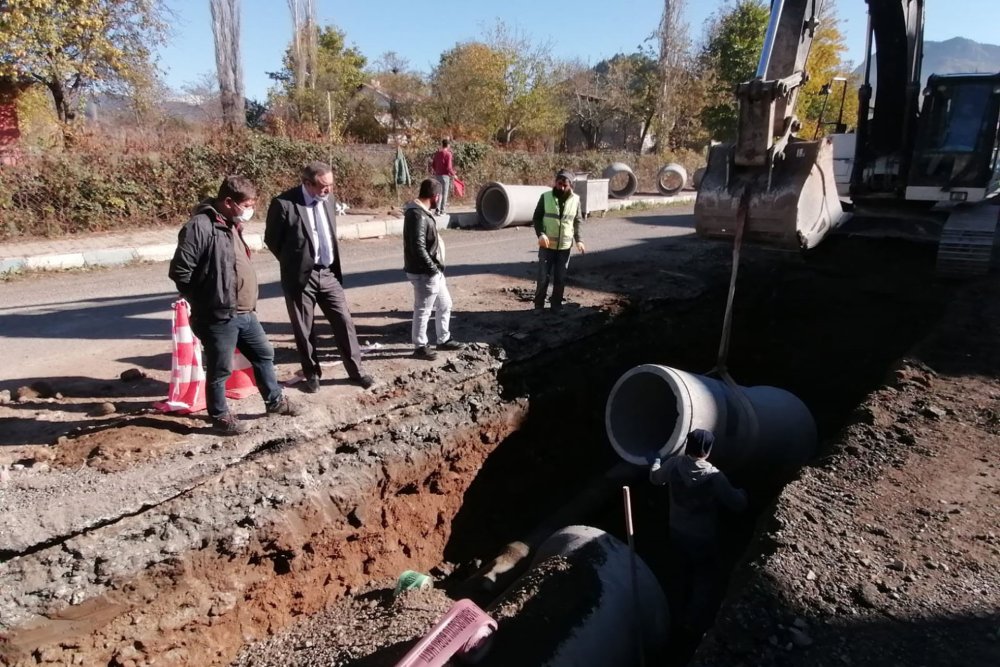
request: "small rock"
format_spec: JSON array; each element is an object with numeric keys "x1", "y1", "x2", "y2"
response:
[
  {"x1": 903, "y1": 574, "x2": 917, "y2": 583},
  {"x1": 120, "y1": 368, "x2": 146, "y2": 382},
  {"x1": 921, "y1": 405, "x2": 947, "y2": 420},
  {"x1": 14, "y1": 385, "x2": 39, "y2": 401},
  {"x1": 793, "y1": 617, "x2": 809, "y2": 629},
  {"x1": 854, "y1": 583, "x2": 880, "y2": 608},
  {"x1": 0, "y1": 389, "x2": 10, "y2": 404},
  {"x1": 806, "y1": 570, "x2": 817, "y2": 581},
  {"x1": 90, "y1": 402, "x2": 117, "y2": 417},
  {"x1": 789, "y1": 627, "x2": 813, "y2": 647},
  {"x1": 888, "y1": 560, "x2": 907, "y2": 572}
]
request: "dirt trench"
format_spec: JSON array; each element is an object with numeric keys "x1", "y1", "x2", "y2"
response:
[{"x1": 2, "y1": 232, "x2": 985, "y2": 667}]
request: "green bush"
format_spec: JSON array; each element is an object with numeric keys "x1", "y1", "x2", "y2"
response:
[{"x1": 0, "y1": 132, "x2": 705, "y2": 240}]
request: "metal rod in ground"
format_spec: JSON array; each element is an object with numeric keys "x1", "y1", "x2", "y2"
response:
[{"x1": 622, "y1": 485, "x2": 646, "y2": 667}]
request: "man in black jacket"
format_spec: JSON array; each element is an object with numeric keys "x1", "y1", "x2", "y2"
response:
[
  {"x1": 264, "y1": 162, "x2": 374, "y2": 393},
  {"x1": 168, "y1": 175, "x2": 299, "y2": 435},
  {"x1": 403, "y1": 178, "x2": 463, "y2": 360}
]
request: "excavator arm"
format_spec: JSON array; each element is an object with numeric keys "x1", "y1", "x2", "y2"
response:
[{"x1": 695, "y1": 0, "x2": 846, "y2": 250}]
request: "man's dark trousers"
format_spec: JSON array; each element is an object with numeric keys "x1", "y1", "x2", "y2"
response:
[
  {"x1": 192, "y1": 312, "x2": 283, "y2": 419},
  {"x1": 285, "y1": 266, "x2": 364, "y2": 380},
  {"x1": 534, "y1": 247, "x2": 571, "y2": 309}
]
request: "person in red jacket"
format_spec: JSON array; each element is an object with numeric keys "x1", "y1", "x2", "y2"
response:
[{"x1": 429, "y1": 139, "x2": 457, "y2": 215}]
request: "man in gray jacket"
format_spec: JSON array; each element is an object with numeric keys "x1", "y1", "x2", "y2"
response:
[
  {"x1": 650, "y1": 428, "x2": 747, "y2": 634},
  {"x1": 168, "y1": 175, "x2": 299, "y2": 435},
  {"x1": 403, "y1": 178, "x2": 463, "y2": 360}
]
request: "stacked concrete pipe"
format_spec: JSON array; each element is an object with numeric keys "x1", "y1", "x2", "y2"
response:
[
  {"x1": 479, "y1": 526, "x2": 669, "y2": 667},
  {"x1": 605, "y1": 364, "x2": 817, "y2": 473},
  {"x1": 601, "y1": 163, "x2": 638, "y2": 199},
  {"x1": 476, "y1": 182, "x2": 551, "y2": 229},
  {"x1": 655, "y1": 163, "x2": 688, "y2": 196}
]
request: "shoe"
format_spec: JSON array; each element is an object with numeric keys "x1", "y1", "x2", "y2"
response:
[
  {"x1": 300, "y1": 376, "x2": 321, "y2": 393},
  {"x1": 550, "y1": 304, "x2": 564, "y2": 313},
  {"x1": 413, "y1": 345, "x2": 438, "y2": 361},
  {"x1": 436, "y1": 338, "x2": 464, "y2": 351},
  {"x1": 350, "y1": 374, "x2": 376, "y2": 390},
  {"x1": 212, "y1": 413, "x2": 248, "y2": 435},
  {"x1": 266, "y1": 396, "x2": 301, "y2": 417}
]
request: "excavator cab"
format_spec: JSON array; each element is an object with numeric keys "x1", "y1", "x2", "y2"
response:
[{"x1": 906, "y1": 73, "x2": 1000, "y2": 203}]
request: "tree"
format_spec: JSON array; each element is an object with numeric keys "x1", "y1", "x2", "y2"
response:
[
  {"x1": 655, "y1": 0, "x2": 692, "y2": 151},
  {"x1": 371, "y1": 52, "x2": 427, "y2": 141},
  {"x1": 795, "y1": 1, "x2": 860, "y2": 139},
  {"x1": 287, "y1": 0, "x2": 318, "y2": 93},
  {"x1": 698, "y1": 0, "x2": 769, "y2": 141},
  {"x1": 269, "y1": 24, "x2": 366, "y2": 138},
  {"x1": 210, "y1": 0, "x2": 246, "y2": 131},
  {"x1": 486, "y1": 21, "x2": 565, "y2": 145},
  {"x1": 0, "y1": 0, "x2": 169, "y2": 124},
  {"x1": 561, "y1": 61, "x2": 618, "y2": 149},
  {"x1": 430, "y1": 42, "x2": 506, "y2": 140}
]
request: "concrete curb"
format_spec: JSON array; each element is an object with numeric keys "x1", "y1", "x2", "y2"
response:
[
  {"x1": 0, "y1": 214, "x2": 453, "y2": 275},
  {"x1": 0, "y1": 193, "x2": 693, "y2": 274}
]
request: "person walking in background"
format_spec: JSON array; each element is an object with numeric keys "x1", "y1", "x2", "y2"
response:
[
  {"x1": 429, "y1": 139, "x2": 457, "y2": 215},
  {"x1": 532, "y1": 169, "x2": 585, "y2": 312},
  {"x1": 264, "y1": 161, "x2": 375, "y2": 393},
  {"x1": 650, "y1": 429, "x2": 748, "y2": 636},
  {"x1": 168, "y1": 175, "x2": 300, "y2": 435},
  {"x1": 403, "y1": 178, "x2": 464, "y2": 360}
]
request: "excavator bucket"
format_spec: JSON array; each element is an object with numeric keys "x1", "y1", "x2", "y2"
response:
[{"x1": 695, "y1": 138, "x2": 847, "y2": 250}]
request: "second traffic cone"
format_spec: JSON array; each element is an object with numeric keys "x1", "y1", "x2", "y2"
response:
[
  {"x1": 225, "y1": 348, "x2": 257, "y2": 399},
  {"x1": 153, "y1": 299, "x2": 207, "y2": 414}
]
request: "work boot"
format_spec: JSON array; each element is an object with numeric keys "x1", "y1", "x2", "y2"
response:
[
  {"x1": 266, "y1": 396, "x2": 301, "y2": 417},
  {"x1": 413, "y1": 345, "x2": 438, "y2": 361},
  {"x1": 300, "y1": 376, "x2": 321, "y2": 393},
  {"x1": 212, "y1": 413, "x2": 248, "y2": 435},
  {"x1": 436, "y1": 337, "x2": 464, "y2": 351},
  {"x1": 350, "y1": 374, "x2": 376, "y2": 390}
]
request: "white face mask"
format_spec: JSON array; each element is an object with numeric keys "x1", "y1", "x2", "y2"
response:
[
  {"x1": 238, "y1": 206, "x2": 255, "y2": 222},
  {"x1": 314, "y1": 193, "x2": 330, "y2": 202}
]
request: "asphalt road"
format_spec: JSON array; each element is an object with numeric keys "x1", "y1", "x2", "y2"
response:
[{"x1": 0, "y1": 207, "x2": 697, "y2": 387}]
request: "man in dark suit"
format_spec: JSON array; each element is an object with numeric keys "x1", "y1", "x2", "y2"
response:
[{"x1": 264, "y1": 162, "x2": 375, "y2": 393}]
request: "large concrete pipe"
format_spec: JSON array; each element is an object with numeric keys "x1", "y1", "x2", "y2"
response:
[
  {"x1": 605, "y1": 364, "x2": 817, "y2": 473},
  {"x1": 601, "y1": 163, "x2": 638, "y2": 199},
  {"x1": 479, "y1": 526, "x2": 668, "y2": 667},
  {"x1": 655, "y1": 163, "x2": 688, "y2": 196},
  {"x1": 476, "y1": 182, "x2": 551, "y2": 230}
]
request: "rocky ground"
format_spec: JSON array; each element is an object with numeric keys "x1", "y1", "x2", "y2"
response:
[{"x1": 1, "y1": 209, "x2": 998, "y2": 666}]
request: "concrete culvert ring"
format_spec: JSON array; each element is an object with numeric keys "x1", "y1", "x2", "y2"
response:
[
  {"x1": 479, "y1": 184, "x2": 512, "y2": 229},
  {"x1": 692, "y1": 166, "x2": 706, "y2": 190},
  {"x1": 656, "y1": 163, "x2": 688, "y2": 196},
  {"x1": 601, "y1": 163, "x2": 638, "y2": 199},
  {"x1": 605, "y1": 364, "x2": 683, "y2": 464}
]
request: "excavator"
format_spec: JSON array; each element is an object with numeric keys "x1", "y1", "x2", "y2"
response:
[{"x1": 694, "y1": 0, "x2": 1000, "y2": 275}]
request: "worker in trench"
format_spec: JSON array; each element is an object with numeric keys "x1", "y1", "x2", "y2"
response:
[{"x1": 650, "y1": 429, "x2": 748, "y2": 638}]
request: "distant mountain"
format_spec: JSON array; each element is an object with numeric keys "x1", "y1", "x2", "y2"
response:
[
  {"x1": 920, "y1": 37, "x2": 1000, "y2": 78},
  {"x1": 856, "y1": 37, "x2": 1000, "y2": 86}
]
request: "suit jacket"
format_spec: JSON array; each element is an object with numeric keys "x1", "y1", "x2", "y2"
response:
[{"x1": 264, "y1": 186, "x2": 344, "y2": 292}]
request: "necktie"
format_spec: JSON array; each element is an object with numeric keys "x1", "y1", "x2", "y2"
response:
[{"x1": 313, "y1": 200, "x2": 334, "y2": 267}]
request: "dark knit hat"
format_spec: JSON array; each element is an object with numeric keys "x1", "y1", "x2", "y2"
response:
[
  {"x1": 685, "y1": 429, "x2": 715, "y2": 458},
  {"x1": 555, "y1": 169, "x2": 574, "y2": 183}
]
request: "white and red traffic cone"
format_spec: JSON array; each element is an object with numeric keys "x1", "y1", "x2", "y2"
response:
[
  {"x1": 154, "y1": 299, "x2": 207, "y2": 414},
  {"x1": 154, "y1": 300, "x2": 259, "y2": 414}
]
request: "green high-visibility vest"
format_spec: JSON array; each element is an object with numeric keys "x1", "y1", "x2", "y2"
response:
[{"x1": 541, "y1": 191, "x2": 580, "y2": 250}]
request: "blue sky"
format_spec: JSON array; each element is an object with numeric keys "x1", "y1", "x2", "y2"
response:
[{"x1": 159, "y1": 0, "x2": 1000, "y2": 101}]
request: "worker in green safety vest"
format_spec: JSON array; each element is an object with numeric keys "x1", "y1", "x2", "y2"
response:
[{"x1": 532, "y1": 169, "x2": 586, "y2": 312}]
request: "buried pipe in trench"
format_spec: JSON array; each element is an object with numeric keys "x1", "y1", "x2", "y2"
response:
[
  {"x1": 605, "y1": 364, "x2": 817, "y2": 473},
  {"x1": 478, "y1": 526, "x2": 669, "y2": 667},
  {"x1": 476, "y1": 182, "x2": 552, "y2": 230}
]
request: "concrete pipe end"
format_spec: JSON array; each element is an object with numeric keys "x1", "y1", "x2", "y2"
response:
[
  {"x1": 605, "y1": 364, "x2": 688, "y2": 466},
  {"x1": 601, "y1": 162, "x2": 638, "y2": 199},
  {"x1": 656, "y1": 163, "x2": 688, "y2": 196},
  {"x1": 477, "y1": 182, "x2": 511, "y2": 229}
]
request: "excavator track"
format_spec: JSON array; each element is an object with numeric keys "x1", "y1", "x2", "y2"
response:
[{"x1": 935, "y1": 202, "x2": 1000, "y2": 276}]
